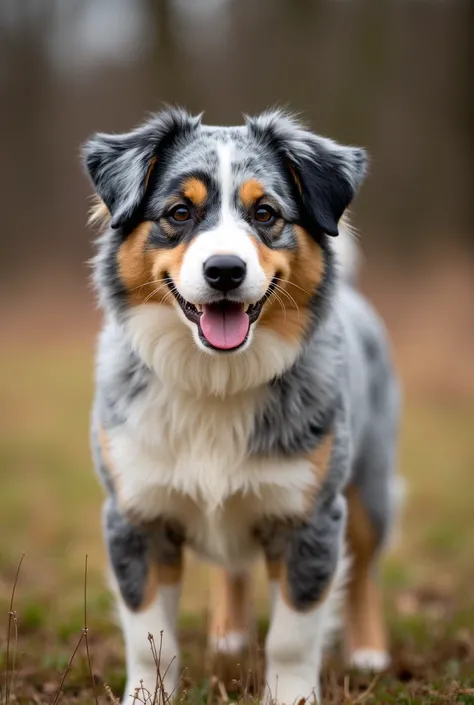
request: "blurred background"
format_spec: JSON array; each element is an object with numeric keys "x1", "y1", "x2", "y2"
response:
[{"x1": 0, "y1": 0, "x2": 473, "y2": 699}]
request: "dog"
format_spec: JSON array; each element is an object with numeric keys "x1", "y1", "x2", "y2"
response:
[{"x1": 83, "y1": 108, "x2": 401, "y2": 704}]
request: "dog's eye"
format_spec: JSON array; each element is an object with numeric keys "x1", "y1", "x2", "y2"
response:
[
  {"x1": 254, "y1": 205, "x2": 277, "y2": 225},
  {"x1": 168, "y1": 205, "x2": 191, "y2": 223}
]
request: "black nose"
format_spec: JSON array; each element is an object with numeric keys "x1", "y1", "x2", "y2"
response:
[{"x1": 203, "y1": 255, "x2": 247, "y2": 292}]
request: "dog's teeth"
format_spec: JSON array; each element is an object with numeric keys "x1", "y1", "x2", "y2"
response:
[
  {"x1": 244, "y1": 304, "x2": 250, "y2": 312},
  {"x1": 196, "y1": 304, "x2": 202, "y2": 312}
]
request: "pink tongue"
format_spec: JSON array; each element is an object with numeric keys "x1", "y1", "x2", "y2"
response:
[{"x1": 200, "y1": 302, "x2": 250, "y2": 349}]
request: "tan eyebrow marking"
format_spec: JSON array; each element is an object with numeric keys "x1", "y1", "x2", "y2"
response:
[
  {"x1": 240, "y1": 178, "x2": 265, "y2": 208},
  {"x1": 182, "y1": 177, "x2": 208, "y2": 206}
]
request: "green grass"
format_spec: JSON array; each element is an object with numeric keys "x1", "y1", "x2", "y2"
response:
[{"x1": 1, "y1": 340, "x2": 474, "y2": 703}]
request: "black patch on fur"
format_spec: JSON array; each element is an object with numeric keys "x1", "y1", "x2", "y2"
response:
[
  {"x1": 285, "y1": 494, "x2": 346, "y2": 610},
  {"x1": 104, "y1": 500, "x2": 152, "y2": 610},
  {"x1": 291, "y1": 150, "x2": 365, "y2": 238}
]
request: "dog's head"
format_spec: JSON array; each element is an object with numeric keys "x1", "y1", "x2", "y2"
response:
[{"x1": 84, "y1": 109, "x2": 366, "y2": 390}]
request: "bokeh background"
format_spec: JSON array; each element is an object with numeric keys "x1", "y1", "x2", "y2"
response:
[{"x1": 0, "y1": 0, "x2": 473, "y2": 700}]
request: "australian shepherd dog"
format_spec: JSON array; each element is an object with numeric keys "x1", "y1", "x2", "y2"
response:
[{"x1": 83, "y1": 108, "x2": 401, "y2": 704}]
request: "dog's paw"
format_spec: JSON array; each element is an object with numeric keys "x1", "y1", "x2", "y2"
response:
[
  {"x1": 264, "y1": 670, "x2": 320, "y2": 705},
  {"x1": 122, "y1": 667, "x2": 178, "y2": 704},
  {"x1": 208, "y1": 630, "x2": 247, "y2": 655},
  {"x1": 349, "y1": 648, "x2": 390, "y2": 672}
]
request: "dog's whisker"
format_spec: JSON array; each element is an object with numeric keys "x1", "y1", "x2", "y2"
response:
[
  {"x1": 274, "y1": 277, "x2": 313, "y2": 298},
  {"x1": 158, "y1": 281, "x2": 182, "y2": 307},
  {"x1": 142, "y1": 282, "x2": 171, "y2": 305},
  {"x1": 270, "y1": 290, "x2": 287, "y2": 320},
  {"x1": 159, "y1": 289, "x2": 176, "y2": 307},
  {"x1": 272, "y1": 283, "x2": 300, "y2": 320},
  {"x1": 273, "y1": 283, "x2": 297, "y2": 306},
  {"x1": 272, "y1": 285, "x2": 290, "y2": 306},
  {"x1": 130, "y1": 277, "x2": 169, "y2": 293}
]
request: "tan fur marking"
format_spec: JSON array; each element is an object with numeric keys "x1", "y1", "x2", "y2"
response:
[
  {"x1": 117, "y1": 221, "x2": 187, "y2": 306},
  {"x1": 304, "y1": 432, "x2": 334, "y2": 513},
  {"x1": 208, "y1": 567, "x2": 252, "y2": 643},
  {"x1": 138, "y1": 562, "x2": 159, "y2": 611},
  {"x1": 117, "y1": 222, "x2": 156, "y2": 305},
  {"x1": 98, "y1": 426, "x2": 119, "y2": 493},
  {"x1": 345, "y1": 485, "x2": 388, "y2": 654},
  {"x1": 152, "y1": 242, "x2": 187, "y2": 286},
  {"x1": 98, "y1": 428, "x2": 139, "y2": 518},
  {"x1": 156, "y1": 561, "x2": 183, "y2": 585},
  {"x1": 266, "y1": 561, "x2": 282, "y2": 581},
  {"x1": 258, "y1": 226, "x2": 325, "y2": 343},
  {"x1": 240, "y1": 179, "x2": 265, "y2": 208},
  {"x1": 138, "y1": 559, "x2": 183, "y2": 612},
  {"x1": 183, "y1": 177, "x2": 208, "y2": 206}
]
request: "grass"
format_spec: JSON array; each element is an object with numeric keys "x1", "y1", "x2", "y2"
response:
[{"x1": 1, "y1": 338, "x2": 474, "y2": 703}]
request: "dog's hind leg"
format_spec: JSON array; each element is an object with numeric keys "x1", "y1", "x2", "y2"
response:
[
  {"x1": 344, "y1": 365, "x2": 401, "y2": 672},
  {"x1": 344, "y1": 484, "x2": 390, "y2": 672},
  {"x1": 208, "y1": 567, "x2": 253, "y2": 656}
]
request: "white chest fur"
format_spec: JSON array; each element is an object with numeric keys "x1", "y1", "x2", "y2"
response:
[{"x1": 107, "y1": 377, "x2": 314, "y2": 568}]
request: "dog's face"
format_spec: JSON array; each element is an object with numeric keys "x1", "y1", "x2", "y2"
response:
[{"x1": 84, "y1": 109, "x2": 365, "y2": 365}]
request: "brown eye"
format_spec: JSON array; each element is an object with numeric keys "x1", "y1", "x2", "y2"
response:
[
  {"x1": 254, "y1": 205, "x2": 277, "y2": 224},
  {"x1": 168, "y1": 205, "x2": 191, "y2": 223}
]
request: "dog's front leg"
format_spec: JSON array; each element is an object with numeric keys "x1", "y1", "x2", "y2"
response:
[
  {"x1": 103, "y1": 500, "x2": 184, "y2": 704},
  {"x1": 265, "y1": 493, "x2": 347, "y2": 705}
]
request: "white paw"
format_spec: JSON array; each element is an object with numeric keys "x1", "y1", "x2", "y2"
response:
[
  {"x1": 122, "y1": 666, "x2": 178, "y2": 704},
  {"x1": 350, "y1": 648, "x2": 390, "y2": 672},
  {"x1": 264, "y1": 669, "x2": 320, "y2": 705},
  {"x1": 209, "y1": 630, "x2": 247, "y2": 655}
]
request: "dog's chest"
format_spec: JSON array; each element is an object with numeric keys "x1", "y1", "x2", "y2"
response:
[{"x1": 108, "y1": 380, "x2": 314, "y2": 566}]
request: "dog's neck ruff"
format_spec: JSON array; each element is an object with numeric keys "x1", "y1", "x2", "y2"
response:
[{"x1": 124, "y1": 303, "x2": 301, "y2": 397}]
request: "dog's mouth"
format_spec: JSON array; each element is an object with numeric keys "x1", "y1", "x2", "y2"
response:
[{"x1": 166, "y1": 277, "x2": 276, "y2": 351}]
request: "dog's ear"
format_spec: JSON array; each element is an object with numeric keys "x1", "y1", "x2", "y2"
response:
[
  {"x1": 247, "y1": 110, "x2": 367, "y2": 237},
  {"x1": 82, "y1": 108, "x2": 202, "y2": 229}
]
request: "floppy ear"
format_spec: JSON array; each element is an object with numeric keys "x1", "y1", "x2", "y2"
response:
[
  {"x1": 82, "y1": 108, "x2": 201, "y2": 229},
  {"x1": 247, "y1": 110, "x2": 367, "y2": 236}
]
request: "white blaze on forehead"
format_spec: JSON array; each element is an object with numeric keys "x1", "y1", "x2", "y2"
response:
[
  {"x1": 177, "y1": 139, "x2": 267, "y2": 307},
  {"x1": 216, "y1": 140, "x2": 235, "y2": 219}
]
